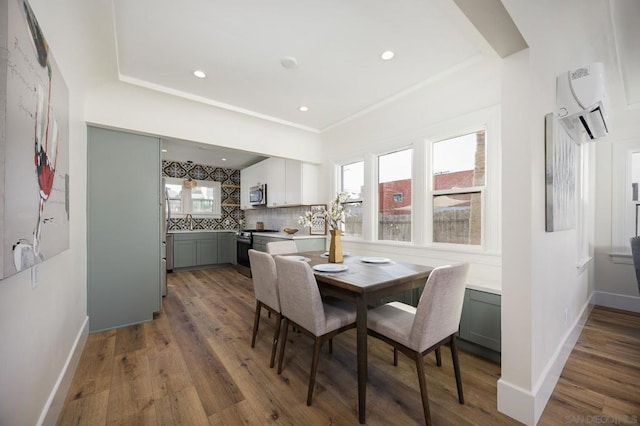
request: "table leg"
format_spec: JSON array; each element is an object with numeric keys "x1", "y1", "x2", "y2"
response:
[{"x1": 356, "y1": 296, "x2": 368, "y2": 424}]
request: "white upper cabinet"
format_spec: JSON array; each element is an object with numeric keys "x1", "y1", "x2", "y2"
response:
[
  {"x1": 241, "y1": 158, "x2": 318, "y2": 209},
  {"x1": 240, "y1": 161, "x2": 266, "y2": 210},
  {"x1": 264, "y1": 158, "x2": 318, "y2": 207}
]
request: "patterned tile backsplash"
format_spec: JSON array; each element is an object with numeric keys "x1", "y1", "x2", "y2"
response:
[
  {"x1": 163, "y1": 160, "x2": 244, "y2": 231},
  {"x1": 163, "y1": 159, "x2": 319, "y2": 233}
]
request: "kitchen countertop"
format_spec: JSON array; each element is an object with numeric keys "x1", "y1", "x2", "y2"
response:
[{"x1": 253, "y1": 231, "x2": 327, "y2": 240}]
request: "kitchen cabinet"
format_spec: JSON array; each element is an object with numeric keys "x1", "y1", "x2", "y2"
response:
[
  {"x1": 87, "y1": 127, "x2": 161, "y2": 332},
  {"x1": 240, "y1": 161, "x2": 266, "y2": 210},
  {"x1": 173, "y1": 232, "x2": 218, "y2": 268},
  {"x1": 263, "y1": 158, "x2": 318, "y2": 207},
  {"x1": 217, "y1": 231, "x2": 237, "y2": 264},
  {"x1": 458, "y1": 289, "x2": 501, "y2": 362}
]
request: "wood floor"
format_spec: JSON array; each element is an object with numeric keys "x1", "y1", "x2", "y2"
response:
[{"x1": 57, "y1": 267, "x2": 640, "y2": 425}]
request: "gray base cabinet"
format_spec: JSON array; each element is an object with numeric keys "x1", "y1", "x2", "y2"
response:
[
  {"x1": 173, "y1": 232, "x2": 236, "y2": 269},
  {"x1": 217, "y1": 232, "x2": 237, "y2": 264},
  {"x1": 87, "y1": 127, "x2": 161, "y2": 332},
  {"x1": 458, "y1": 289, "x2": 501, "y2": 362}
]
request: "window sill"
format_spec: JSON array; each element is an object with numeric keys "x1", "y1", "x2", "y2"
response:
[
  {"x1": 609, "y1": 252, "x2": 632, "y2": 265},
  {"x1": 576, "y1": 256, "x2": 593, "y2": 273}
]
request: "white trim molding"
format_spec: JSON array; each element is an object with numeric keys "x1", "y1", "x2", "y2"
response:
[
  {"x1": 498, "y1": 294, "x2": 593, "y2": 425},
  {"x1": 594, "y1": 290, "x2": 640, "y2": 313},
  {"x1": 39, "y1": 316, "x2": 90, "y2": 426}
]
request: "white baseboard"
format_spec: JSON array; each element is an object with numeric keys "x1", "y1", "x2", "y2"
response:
[
  {"x1": 38, "y1": 316, "x2": 90, "y2": 426},
  {"x1": 593, "y1": 291, "x2": 640, "y2": 313},
  {"x1": 497, "y1": 295, "x2": 594, "y2": 425}
]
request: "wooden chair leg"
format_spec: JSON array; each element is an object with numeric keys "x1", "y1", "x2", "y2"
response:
[
  {"x1": 251, "y1": 302, "x2": 262, "y2": 348},
  {"x1": 450, "y1": 335, "x2": 464, "y2": 404},
  {"x1": 307, "y1": 337, "x2": 324, "y2": 406},
  {"x1": 277, "y1": 318, "x2": 290, "y2": 374},
  {"x1": 414, "y1": 351, "x2": 432, "y2": 426},
  {"x1": 328, "y1": 338, "x2": 333, "y2": 354},
  {"x1": 393, "y1": 347, "x2": 398, "y2": 366},
  {"x1": 269, "y1": 313, "x2": 282, "y2": 368},
  {"x1": 435, "y1": 347, "x2": 442, "y2": 367}
]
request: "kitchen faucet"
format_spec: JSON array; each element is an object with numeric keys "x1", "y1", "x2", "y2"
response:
[{"x1": 185, "y1": 213, "x2": 193, "y2": 231}]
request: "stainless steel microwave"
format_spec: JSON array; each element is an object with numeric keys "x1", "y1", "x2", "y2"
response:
[{"x1": 249, "y1": 184, "x2": 266, "y2": 206}]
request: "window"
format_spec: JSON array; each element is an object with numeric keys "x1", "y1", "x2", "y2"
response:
[
  {"x1": 378, "y1": 149, "x2": 412, "y2": 242},
  {"x1": 341, "y1": 161, "x2": 364, "y2": 238},
  {"x1": 431, "y1": 131, "x2": 485, "y2": 245},
  {"x1": 612, "y1": 139, "x2": 640, "y2": 253},
  {"x1": 164, "y1": 177, "x2": 221, "y2": 217}
]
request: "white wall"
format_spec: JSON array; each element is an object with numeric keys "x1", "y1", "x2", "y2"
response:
[
  {"x1": 498, "y1": 0, "x2": 616, "y2": 424},
  {"x1": 0, "y1": 0, "x2": 98, "y2": 423},
  {"x1": 594, "y1": 107, "x2": 640, "y2": 311}
]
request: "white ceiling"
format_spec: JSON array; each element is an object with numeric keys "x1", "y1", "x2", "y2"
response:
[
  {"x1": 112, "y1": 0, "x2": 639, "y2": 168},
  {"x1": 112, "y1": 0, "x2": 482, "y2": 133},
  {"x1": 161, "y1": 138, "x2": 265, "y2": 169}
]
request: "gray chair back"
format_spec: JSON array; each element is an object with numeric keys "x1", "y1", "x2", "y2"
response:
[
  {"x1": 248, "y1": 249, "x2": 280, "y2": 311},
  {"x1": 274, "y1": 256, "x2": 326, "y2": 336},
  {"x1": 266, "y1": 240, "x2": 298, "y2": 255},
  {"x1": 410, "y1": 263, "x2": 469, "y2": 353}
]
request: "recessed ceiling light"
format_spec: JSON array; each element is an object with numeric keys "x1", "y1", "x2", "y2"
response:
[
  {"x1": 280, "y1": 56, "x2": 298, "y2": 70},
  {"x1": 299, "y1": 106, "x2": 309, "y2": 112},
  {"x1": 161, "y1": 149, "x2": 168, "y2": 153},
  {"x1": 381, "y1": 50, "x2": 395, "y2": 61},
  {"x1": 221, "y1": 158, "x2": 227, "y2": 162},
  {"x1": 193, "y1": 70, "x2": 206, "y2": 78}
]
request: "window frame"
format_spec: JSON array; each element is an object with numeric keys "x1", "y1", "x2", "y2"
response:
[
  {"x1": 164, "y1": 177, "x2": 222, "y2": 218},
  {"x1": 612, "y1": 139, "x2": 640, "y2": 253},
  {"x1": 427, "y1": 130, "x2": 487, "y2": 249},
  {"x1": 331, "y1": 106, "x2": 500, "y2": 254},
  {"x1": 338, "y1": 160, "x2": 365, "y2": 240},
  {"x1": 375, "y1": 146, "x2": 414, "y2": 244}
]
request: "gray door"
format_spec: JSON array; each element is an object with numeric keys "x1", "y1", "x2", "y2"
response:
[{"x1": 87, "y1": 126, "x2": 161, "y2": 331}]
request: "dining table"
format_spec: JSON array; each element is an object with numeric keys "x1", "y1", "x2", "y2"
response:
[{"x1": 299, "y1": 250, "x2": 433, "y2": 424}]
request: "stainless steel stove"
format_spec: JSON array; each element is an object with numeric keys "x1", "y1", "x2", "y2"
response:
[{"x1": 235, "y1": 229, "x2": 279, "y2": 277}]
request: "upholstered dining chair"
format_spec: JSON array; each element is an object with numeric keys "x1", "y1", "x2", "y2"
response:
[
  {"x1": 367, "y1": 263, "x2": 469, "y2": 425},
  {"x1": 266, "y1": 240, "x2": 298, "y2": 255},
  {"x1": 274, "y1": 256, "x2": 357, "y2": 406},
  {"x1": 248, "y1": 249, "x2": 282, "y2": 368}
]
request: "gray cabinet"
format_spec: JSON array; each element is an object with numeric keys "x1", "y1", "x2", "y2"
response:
[
  {"x1": 87, "y1": 127, "x2": 161, "y2": 332},
  {"x1": 217, "y1": 232, "x2": 237, "y2": 264},
  {"x1": 174, "y1": 239, "x2": 197, "y2": 268},
  {"x1": 196, "y1": 236, "x2": 218, "y2": 265},
  {"x1": 458, "y1": 289, "x2": 501, "y2": 362},
  {"x1": 173, "y1": 232, "x2": 217, "y2": 268},
  {"x1": 173, "y1": 232, "x2": 236, "y2": 268}
]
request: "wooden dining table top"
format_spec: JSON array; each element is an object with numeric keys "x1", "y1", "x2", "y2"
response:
[{"x1": 297, "y1": 250, "x2": 433, "y2": 298}]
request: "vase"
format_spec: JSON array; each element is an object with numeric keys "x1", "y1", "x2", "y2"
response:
[{"x1": 329, "y1": 230, "x2": 343, "y2": 263}]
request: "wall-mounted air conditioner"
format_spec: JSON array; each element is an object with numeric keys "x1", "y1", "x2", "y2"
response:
[{"x1": 556, "y1": 62, "x2": 609, "y2": 141}]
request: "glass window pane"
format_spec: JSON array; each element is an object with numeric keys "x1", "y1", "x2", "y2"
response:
[
  {"x1": 342, "y1": 161, "x2": 364, "y2": 200},
  {"x1": 341, "y1": 161, "x2": 364, "y2": 238},
  {"x1": 378, "y1": 149, "x2": 412, "y2": 242},
  {"x1": 433, "y1": 192, "x2": 481, "y2": 245},
  {"x1": 433, "y1": 131, "x2": 485, "y2": 190},
  {"x1": 166, "y1": 183, "x2": 183, "y2": 213},
  {"x1": 191, "y1": 186, "x2": 215, "y2": 214}
]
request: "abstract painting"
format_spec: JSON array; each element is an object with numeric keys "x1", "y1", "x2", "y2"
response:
[
  {"x1": 1, "y1": 0, "x2": 70, "y2": 280},
  {"x1": 545, "y1": 113, "x2": 576, "y2": 232}
]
